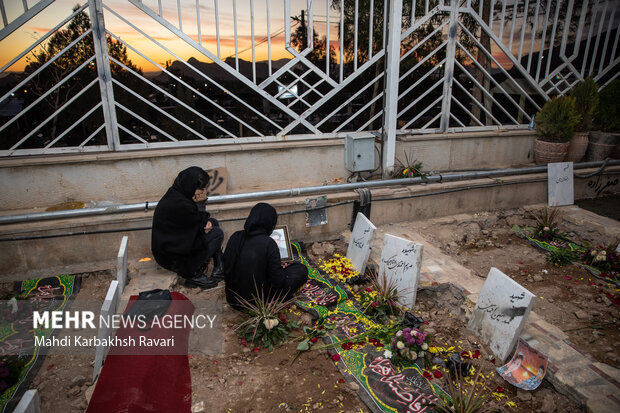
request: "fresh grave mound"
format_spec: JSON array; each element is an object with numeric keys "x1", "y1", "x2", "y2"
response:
[
  {"x1": 292, "y1": 243, "x2": 445, "y2": 413},
  {"x1": 0, "y1": 275, "x2": 81, "y2": 412},
  {"x1": 86, "y1": 291, "x2": 194, "y2": 413},
  {"x1": 510, "y1": 224, "x2": 620, "y2": 287}
]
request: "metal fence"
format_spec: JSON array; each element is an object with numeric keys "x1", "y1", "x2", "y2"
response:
[{"x1": 0, "y1": 0, "x2": 618, "y2": 167}]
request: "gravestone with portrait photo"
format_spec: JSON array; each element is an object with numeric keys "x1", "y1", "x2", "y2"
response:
[
  {"x1": 346, "y1": 212, "x2": 376, "y2": 275},
  {"x1": 379, "y1": 234, "x2": 424, "y2": 309},
  {"x1": 468, "y1": 268, "x2": 536, "y2": 362},
  {"x1": 548, "y1": 162, "x2": 574, "y2": 206}
]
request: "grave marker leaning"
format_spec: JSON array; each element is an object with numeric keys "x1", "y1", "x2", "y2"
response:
[
  {"x1": 379, "y1": 234, "x2": 424, "y2": 309},
  {"x1": 346, "y1": 212, "x2": 376, "y2": 275},
  {"x1": 467, "y1": 268, "x2": 536, "y2": 362},
  {"x1": 116, "y1": 236, "x2": 128, "y2": 295},
  {"x1": 548, "y1": 162, "x2": 574, "y2": 206}
]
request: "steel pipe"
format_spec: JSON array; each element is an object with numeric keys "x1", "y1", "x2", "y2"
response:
[{"x1": 1, "y1": 160, "x2": 618, "y2": 225}]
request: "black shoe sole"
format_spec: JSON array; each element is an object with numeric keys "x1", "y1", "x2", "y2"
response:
[{"x1": 185, "y1": 279, "x2": 219, "y2": 289}]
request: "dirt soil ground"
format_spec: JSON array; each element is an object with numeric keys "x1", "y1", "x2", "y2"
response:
[{"x1": 19, "y1": 202, "x2": 619, "y2": 412}]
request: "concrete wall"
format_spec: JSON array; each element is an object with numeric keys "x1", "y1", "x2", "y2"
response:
[
  {"x1": 2, "y1": 168, "x2": 618, "y2": 281},
  {"x1": 0, "y1": 131, "x2": 536, "y2": 212}
]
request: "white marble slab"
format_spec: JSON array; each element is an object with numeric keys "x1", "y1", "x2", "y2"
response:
[
  {"x1": 548, "y1": 162, "x2": 574, "y2": 206},
  {"x1": 468, "y1": 268, "x2": 536, "y2": 362},
  {"x1": 93, "y1": 280, "x2": 120, "y2": 382},
  {"x1": 379, "y1": 234, "x2": 424, "y2": 309},
  {"x1": 116, "y1": 236, "x2": 128, "y2": 295},
  {"x1": 13, "y1": 390, "x2": 40, "y2": 413},
  {"x1": 346, "y1": 212, "x2": 376, "y2": 275}
]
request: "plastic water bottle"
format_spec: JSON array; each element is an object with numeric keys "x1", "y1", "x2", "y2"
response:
[{"x1": 528, "y1": 114, "x2": 535, "y2": 130}]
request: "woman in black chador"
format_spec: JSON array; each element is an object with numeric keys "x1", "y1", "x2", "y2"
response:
[
  {"x1": 152, "y1": 166, "x2": 224, "y2": 289},
  {"x1": 224, "y1": 202, "x2": 308, "y2": 309}
]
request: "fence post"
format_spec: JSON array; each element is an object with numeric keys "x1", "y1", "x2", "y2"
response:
[
  {"x1": 382, "y1": 0, "x2": 403, "y2": 177},
  {"x1": 88, "y1": 0, "x2": 120, "y2": 151},
  {"x1": 440, "y1": 0, "x2": 458, "y2": 133}
]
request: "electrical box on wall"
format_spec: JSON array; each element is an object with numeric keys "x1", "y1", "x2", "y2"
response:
[{"x1": 344, "y1": 135, "x2": 375, "y2": 172}]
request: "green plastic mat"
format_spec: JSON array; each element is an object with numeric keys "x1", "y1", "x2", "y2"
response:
[
  {"x1": 0, "y1": 275, "x2": 80, "y2": 412},
  {"x1": 292, "y1": 243, "x2": 445, "y2": 413}
]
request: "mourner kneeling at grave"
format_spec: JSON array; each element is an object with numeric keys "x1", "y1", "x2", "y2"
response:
[
  {"x1": 151, "y1": 166, "x2": 224, "y2": 289},
  {"x1": 224, "y1": 202, "x2": 308, "y2": 309}
]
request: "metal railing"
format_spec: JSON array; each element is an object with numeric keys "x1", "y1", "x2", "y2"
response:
[{"x1": 0, "y1": 0, "x2": 618, "y2": 166}]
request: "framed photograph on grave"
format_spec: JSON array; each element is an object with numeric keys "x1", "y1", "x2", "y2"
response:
[{"x1": 270, "y1": 225, "x2": 293, "y2": 262}]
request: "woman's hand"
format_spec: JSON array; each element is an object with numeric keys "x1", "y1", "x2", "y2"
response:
[
  {"x1": 193, "y1": 188, "x2": 207, "y2": 203},
  {"x1": 204, "y1": 220, "x2": 213, "y2": 234}
]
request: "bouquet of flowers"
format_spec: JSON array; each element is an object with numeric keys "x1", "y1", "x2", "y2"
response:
[
  {"x1": 388, "y1": 327, "x2": 429, "y2": 361},
  {"x1": 318, "y1": 254, "x2": 359, "y2": 283},
  {"x1": 581, "y1": 246, "x2": 619, "y2": 272}
]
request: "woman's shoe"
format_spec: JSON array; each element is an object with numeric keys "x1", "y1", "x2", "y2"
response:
[
  {"x1": 211, "y1": 249, "x2": 225, "y2": 281},
  {"x1": 185, "y1": 274, "x2": 219, "y2": 289}
]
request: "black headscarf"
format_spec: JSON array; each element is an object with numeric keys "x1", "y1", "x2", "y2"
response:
[
  {"x1": 152, "y1": 167, "x2": 210, "y2": 257},
  {"x1": 223, "y1": 203, "x2": 277, "y2": 277}
]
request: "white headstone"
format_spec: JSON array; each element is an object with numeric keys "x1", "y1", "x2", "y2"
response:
[
  {"x1": 468, "y1": 268, "x2": 536, "y2": 362},
  {"x1": 346, "y1": 212, "x2": 376, "y2": 275},
  {"x1": 548, "y1": 162, "x2": 574, "y2": 206},
  {"x1": 93, "y1": 280, "x2": 120, "y2": 382},
  {"x1": 13, "y1": 390, "x2": 40, "y2": 413},
  {"x1": 379, "y1": 234, "x2": 424, "y2": 309},
  {"x1": 116, "y1": 236, "x2": 128, "y2": 294}
]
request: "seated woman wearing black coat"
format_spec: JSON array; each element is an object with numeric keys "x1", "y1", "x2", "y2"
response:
[
  {"x1": 151, "y1": 166, "x2": 224, "y2": 289},
  {"x1": 224, "y1": 203, "x2": 308, "y2": 309}
]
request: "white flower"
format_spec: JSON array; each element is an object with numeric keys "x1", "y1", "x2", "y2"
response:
[
  {"x1": 263, "y1": 318, "x2": 279, "y2": 330},
  {"x1": 409, "y1": 351, "x2": 418, "y2": 360},
  {"x1": 542, "y1": 269, "x2": 548, "y2": 274},
  {"x1": 418, "y1": 351, "x2": 425, "y2": 358},
  {"x1": 396, "y1": 331, "x2": 403, "y2": 337},
  {"x1": 601, "y1": 250, "x2": 607, "y2": 256},
  {"x1": 543, "y1": 226, "x2": 550, "y2": 231},
  {"x1": 400, "y1": 348, "x2": 408, "y2": 356},
  {"x1": 591, "y1": 250, "x2": 598, "y2": 256},
  {"x1": 421, "y1": 343, "x2": 429, "y2": 350},
  {"x1": 396, "y1": 341, "x2": 405, "y2": 349},
  {"x1": 383, "y1": 350, "x2": 393, "y2": 359}
]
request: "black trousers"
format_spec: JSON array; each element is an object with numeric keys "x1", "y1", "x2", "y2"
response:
[
  {"x1": 270, "y1": 262, "x2": 309, "y2": 301},
  {"x1": 154, "y1": 218, "x2": 223, "y2": 279}
]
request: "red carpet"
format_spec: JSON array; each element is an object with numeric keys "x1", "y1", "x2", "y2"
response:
[{"x1": 86, "y1": 292, "x2": 194, "y2": 413}]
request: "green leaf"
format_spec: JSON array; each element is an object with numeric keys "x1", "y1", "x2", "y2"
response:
[{"x1": 297, "y1": 340, "x2": 310, "y2": 351}]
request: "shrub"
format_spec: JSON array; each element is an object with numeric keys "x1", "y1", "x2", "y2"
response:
[
  {"x1": 593, "y1": 79, "x2": 620, "y2": 132},
  {"x1": 570, "y1": 76, "x2": 599, "y2": 131},
  {"x1": 535, "y1": 96, "x2": 581, "y2": 142}
]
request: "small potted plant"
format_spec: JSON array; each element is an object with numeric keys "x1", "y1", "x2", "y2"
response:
[
  {"x1": 588, "y1": 79, "x2": 620, "y2": 160},
  {"x1": 534, "y1": 95, "x2": 581, "y2": 164},
  {"x1": 566, "y1": 77, "x2": 598, "y2": 162}
]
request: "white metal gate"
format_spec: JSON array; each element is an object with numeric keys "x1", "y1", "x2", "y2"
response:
[{"x1": 0, "y1": 0, "x2": 618, "y2": 163}]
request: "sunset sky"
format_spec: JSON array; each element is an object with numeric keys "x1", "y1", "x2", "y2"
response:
[{"x1": 0, "y1": 0, "x2": 571, "y2": 74}]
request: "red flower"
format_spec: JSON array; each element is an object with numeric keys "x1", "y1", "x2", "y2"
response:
[
  {"x1": 370, "y1": 301, "x2": 379, "y2": 308},
  {"x1": 341, "y1": 342, "x2": 354, "y2": 350},
  {"x1": 331, "y1": 354, "x2": 341, "y2": 362},
  {"x1": 318, "y1": 326, "x2": 324, "y2": 331},
  {"x1": 252, "y1": 347, "x2": 260, "y2": 353},
  {"x1": 423, "y1": 321, "x2": 429, "y2": 325},
  {"x1": 338, "y1": 378, "x2": 345, "y2": 384},
  {"x1": 365, "y1": 287, "x2": 372, "y2": 292},
  {"x1": 433, "y1": 370, "x2": 443, "y2": 379},
  {"x1": 310, "y1": 337, "x2": 319, "y2": 344},
  {"x1": 490, "y1": 358, "x2": 496, "y2": 364},
  {"x1": 240, "y1": 339, "x2": 247, "y2": 346},
  {"x1": 472, "y1": 350, "x2": 481, "y2": 359},
  {"x1": 423, "y1": 371, "x2": 433, "y2": 380},
  {"x1": 495, "y1": 386, "x2": 505, "y2": 393},
  {"x1": 565, "y1": 276, "x2": 572, "y2": 280},
  {"x1": 460, "y1": 351, "x2": 471, "y2": 359}
]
